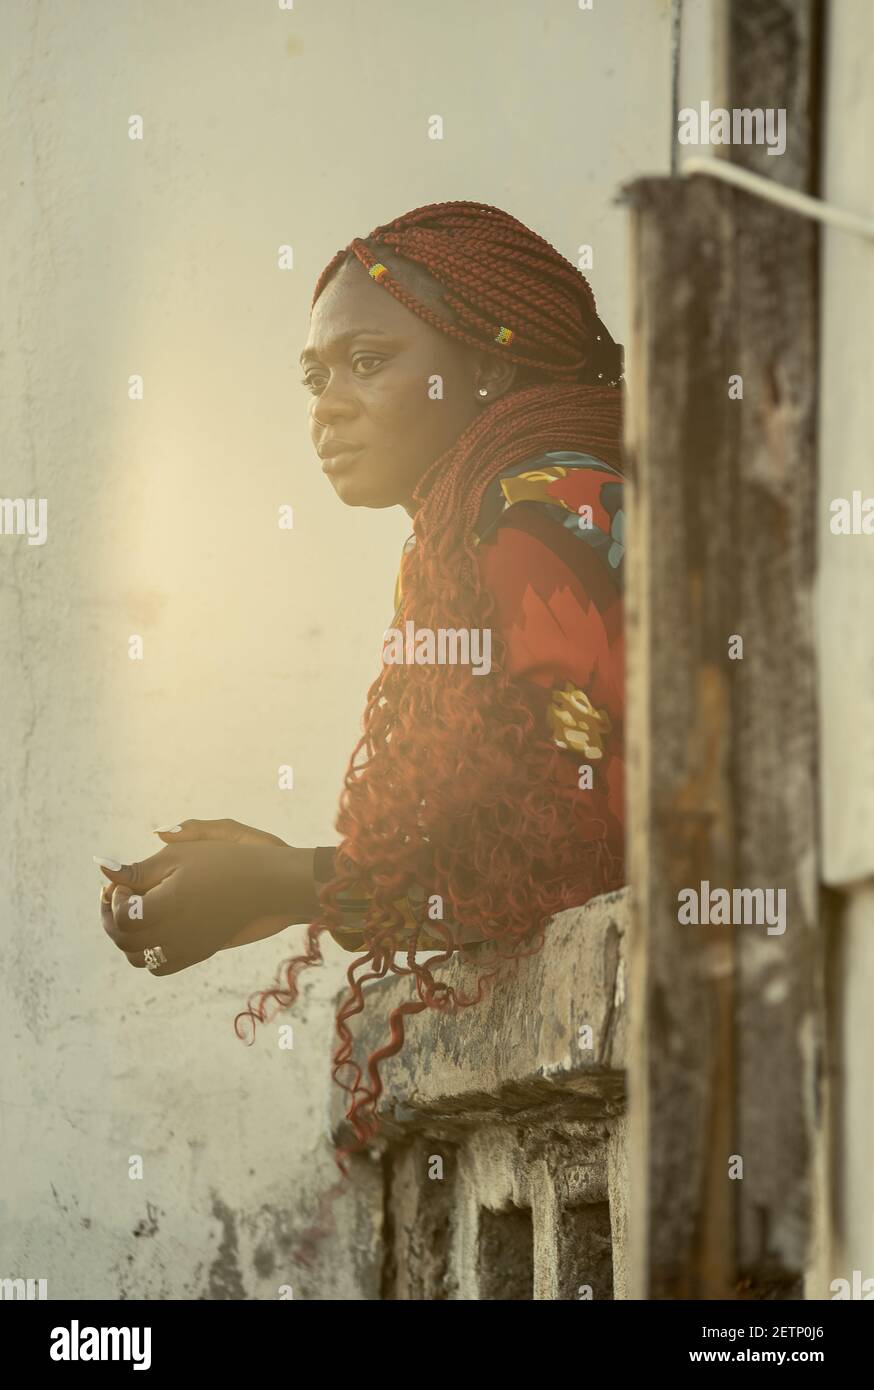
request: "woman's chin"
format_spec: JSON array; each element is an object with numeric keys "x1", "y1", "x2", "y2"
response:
[{"x1": 329, "y1": 474, "x2": 396, "y2": 510}]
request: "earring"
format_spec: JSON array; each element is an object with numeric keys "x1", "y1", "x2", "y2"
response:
[{"x1": 477, "y1": 387, "x2": 489, "y2": 398}]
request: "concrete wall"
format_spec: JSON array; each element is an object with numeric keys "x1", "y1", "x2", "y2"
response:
[{"x1": 0, "y1": 2, "x2": 671, "y2": 1299}]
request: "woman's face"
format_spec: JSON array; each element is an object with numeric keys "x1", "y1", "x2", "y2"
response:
[{"x1": 300, "y1": 256, "x2": 489, "y2": 512}]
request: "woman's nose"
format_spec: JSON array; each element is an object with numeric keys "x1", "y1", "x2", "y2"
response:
[{"x1": 311, "y1": 376, "x2": 357, "y2": 427}]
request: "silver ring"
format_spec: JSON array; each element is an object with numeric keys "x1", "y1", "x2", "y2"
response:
[{"x1": 143, "y1": 946, "x2": 167, "y2": 972}]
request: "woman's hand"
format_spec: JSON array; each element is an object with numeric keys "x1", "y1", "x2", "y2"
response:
[
  {"x1": 153, "y1": 816, "x2": 290, "y2": 850},
  {"x1": 151, "y1": 819, "x2": 301, "y2": 949},
  {"x1": 97, "y1": 823, "x2": 318, "y2": 976}
]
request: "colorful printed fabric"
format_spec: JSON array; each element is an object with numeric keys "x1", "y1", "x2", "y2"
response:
[
  {"x1": 477, "y1": 450, "x2": 625, "y2": 581},
  {"x1": 318, "y1": 449, "x2": 626, "y2": 949}
]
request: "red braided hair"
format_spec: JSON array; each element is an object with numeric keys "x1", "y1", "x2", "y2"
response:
[{"x1": 235, "y1": 202, "x2": 625, "y2": 1174}]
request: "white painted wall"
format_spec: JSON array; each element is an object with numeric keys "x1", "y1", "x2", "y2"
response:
[
  {"x1": 0, "y1": 0, "x2": 671, "y2": 1298},
  {"x1": 817, "y1": 0, "x2": 874, "y2": 887},
  {"x1": 816, "y1": 0, "x2": 874, "y2": 1292}
]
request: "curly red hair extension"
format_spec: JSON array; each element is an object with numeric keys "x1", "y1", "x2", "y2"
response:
[{"x1": 235, "y1": 202, "x2": 625, "y2": 1175}]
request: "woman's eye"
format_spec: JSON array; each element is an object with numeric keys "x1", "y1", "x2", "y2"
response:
[{"x1": 299, "y1": 355, "x2": 385, "y2": 392}]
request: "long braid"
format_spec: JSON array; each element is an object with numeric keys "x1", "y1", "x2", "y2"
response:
[
  {"x1": 237, "y1": 202, "x2": 625, "y2": 1172},
  {"x1": 415, "y1": 382, "x2": 622, "y2": 537}
]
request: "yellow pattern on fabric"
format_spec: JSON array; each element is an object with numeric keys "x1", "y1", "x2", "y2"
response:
[
  {"x1": 546, "y1": 682, "x2": 612, "y2": 758},
  {"x1": 498, "y1": 465, "x2": 577, "y2": 512}
]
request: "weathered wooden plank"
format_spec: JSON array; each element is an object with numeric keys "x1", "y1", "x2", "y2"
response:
[
  {"x1": 625, "y1": 177, "x2": 822, "y2": 1297},
  {"x1": 626, "y1": 0, "x2": 824, "y2": 1300},
  {"x1": 626, "y1": 174, "x2": 739, "y2": 1299},
  {"x1": 726, "y1": 0, "x2": 823, "y2": 1290}
]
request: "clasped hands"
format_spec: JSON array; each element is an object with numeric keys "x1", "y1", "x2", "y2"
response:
[{"x1": 96, "y1": 819, "x2": 317, "y2": 977}]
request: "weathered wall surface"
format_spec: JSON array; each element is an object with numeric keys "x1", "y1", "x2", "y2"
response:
[{"x1": 0, "y1": 2, "x2": 669, "y2": 1299}]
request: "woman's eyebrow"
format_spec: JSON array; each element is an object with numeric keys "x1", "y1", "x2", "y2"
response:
[{"x1": 299, "y1": 329, "x2": 398, "y2": 365}]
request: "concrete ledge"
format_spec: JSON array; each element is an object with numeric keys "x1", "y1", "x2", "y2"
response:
[{"x1": 331, "y1": 888, "x2": 629, "y2": 1143}]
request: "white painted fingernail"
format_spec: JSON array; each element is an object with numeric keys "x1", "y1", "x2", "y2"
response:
[
  {"x1": 93, "y1": 855, "x2": 123, "y2": 872},
  {"x1": 152, "y1": 824, "x2": 182, "y2": 834}
]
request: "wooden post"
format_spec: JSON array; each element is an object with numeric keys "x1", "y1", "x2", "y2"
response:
[{"x1": 625, "y1": 0, "x2": 824, "y2": 1299}]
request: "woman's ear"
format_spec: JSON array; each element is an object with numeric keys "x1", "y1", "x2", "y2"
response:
[{"x1": 471, "y1": 350, "x2": 518, "y2": 403}]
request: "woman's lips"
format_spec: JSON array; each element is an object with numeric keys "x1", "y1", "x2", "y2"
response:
[{"x1": 321, "y1": 446, "x2": 364, "y2": 476}]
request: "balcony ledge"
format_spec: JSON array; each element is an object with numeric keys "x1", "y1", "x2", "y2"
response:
[{"x1": 331, "y1": 887, "x2": 629, "y2": 1145}]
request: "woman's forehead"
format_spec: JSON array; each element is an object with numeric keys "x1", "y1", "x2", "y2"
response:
[
  {"x1": 322, "y1": 251, "x2": 454, "y2": 318},
  {"x1": 314, "y1": 257, "x2": 408, "y2": 325},
  {"x1": 305, "y1": 256, "x2": 454, "y2": 357}
]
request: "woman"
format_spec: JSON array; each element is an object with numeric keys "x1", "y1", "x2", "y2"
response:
[{"x1": 97, "y1": 201, "x2": 625, "y2": 1164}]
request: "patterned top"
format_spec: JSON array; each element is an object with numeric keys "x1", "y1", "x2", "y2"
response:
[{"x1": 314, "y1": 450, "x2": 625, "y2": 948}]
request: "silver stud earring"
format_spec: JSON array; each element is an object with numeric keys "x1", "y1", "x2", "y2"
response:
[{"x1": 478, "y1": 387, "x2": 489, "y2": 397}]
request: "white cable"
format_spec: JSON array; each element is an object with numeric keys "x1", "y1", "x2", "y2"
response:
[{"x1": 681, "y1": 156, "x2": 874, "y2": 242}]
